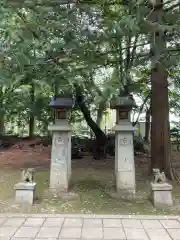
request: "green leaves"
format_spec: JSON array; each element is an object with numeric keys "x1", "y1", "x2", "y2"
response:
[{"x1": 0, "y1": 0, "x2": 180, "y2": 136}]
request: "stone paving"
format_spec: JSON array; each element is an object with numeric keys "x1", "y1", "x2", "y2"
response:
[{"x1": 0, "y1": 214, "x2": 180, "y2": 240}]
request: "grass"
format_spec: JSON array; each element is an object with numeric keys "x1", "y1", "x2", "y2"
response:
[{"x1": 1, "y1": 166, "x2": 180, "y2": 215}]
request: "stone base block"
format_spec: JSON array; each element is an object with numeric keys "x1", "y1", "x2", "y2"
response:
[
  {"x1": 14, "y1": 182, "x2": 36, "y2": 205},
  {"x1": 49, "y1": 186, "x2": 68, "y2": 196},
  {"x1": 108, "y1": 189, "x2": 136, "y2": 199},
  {"x1": 117, "y1": 188, "x2": 135, "y2": 195},
  {"x1": 116, "y1": 171, "x2": 136, "y2": 195},
  {"x1": 151, "y1": 182, "x2": 173, "y2": 208},
  {"x1": 45, "y1": 189, "x2": 78, "y2": 200}
]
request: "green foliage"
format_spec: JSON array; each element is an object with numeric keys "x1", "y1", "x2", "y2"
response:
[{"x1": 0, "y1": 0, "x2": 180, "y2": 136}]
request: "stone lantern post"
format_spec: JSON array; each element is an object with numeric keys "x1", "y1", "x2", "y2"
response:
[
  {"x1": 48, "y1": 95, "x2": 75, "y2": 194},
  {"x1": 110, "y1": 95, "x2": 136, "y2": 195}
]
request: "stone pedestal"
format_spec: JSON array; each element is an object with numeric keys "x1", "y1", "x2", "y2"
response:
[
  {"x1": 151, "y1": 182, "x2": 173, "y2": 208},
  {"x1": 14, "y1": 182, "x2": 36, "y2": 205},
  {"x1": 113, "y1": 123, "x2": 136, "y2": 195},
  {"x1": 48, "y1": 121, "x2": 71, "y2": 194}
]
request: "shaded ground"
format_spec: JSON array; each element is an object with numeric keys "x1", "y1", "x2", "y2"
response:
[{"x1": 0, "y1": 139, "x2": 180, "y2": 214}]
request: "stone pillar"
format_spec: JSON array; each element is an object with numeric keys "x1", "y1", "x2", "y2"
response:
[
  {"x1": 67, "y1": 131, "x2": 72, "y2": 181},
  {"x1": 111, "y1": 96, "x2": 136, "y2": 195},
  {"x1": 48, "y1": 123, "x2": 71, "y2": 193},
  {"x1": 48, "y1": 96, "x2": 74, "y2": 194}
]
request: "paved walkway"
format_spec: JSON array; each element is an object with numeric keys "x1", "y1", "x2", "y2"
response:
[{"x1": 0, "y1": 214, "x2": 180, "y2": 239}]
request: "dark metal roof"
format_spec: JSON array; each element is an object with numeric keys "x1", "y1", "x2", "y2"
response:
[{"x1": 49, "y1": 95, "x2": 75, "y2": 109}]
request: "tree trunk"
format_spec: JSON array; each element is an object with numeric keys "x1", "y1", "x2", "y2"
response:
[
  {"x1": 29, "y1": 82, "x2": 35, "y2": 138},
  {"x1": 150, "y1": 0, "x2": 172, "y2": 177},
  {"x1": 18, "y1": 113, "x2": 21, "y2": 136},
  {"x1": 0, "y1": 87, "x2": 5, "y2": 136},
  {"x1": 96, "y1": 102, "x2": 106, "y2": 127},
  {"x1": 0, "y1": 115, "x2": 5, "y2": 136},
  {"x1": 53, "y1": 81, "x2": 59, "y2": 123},
  {"x1": 144, "y1": 107, "x2": 151, "y2": 142},
  {"x1": 54, "y1": 82, "x2": 58, "y2": 96},
  {"x1": 75, "y1": 84, "x2": 107, "y2": 159}
]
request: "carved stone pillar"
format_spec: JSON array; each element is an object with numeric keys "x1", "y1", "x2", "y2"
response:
[
  {"x1": 48, "y1": 96, "x2": 74, "y2": 194},
  {"x1": 110, "y1": 96, "x2": 136, "y2": 195}
]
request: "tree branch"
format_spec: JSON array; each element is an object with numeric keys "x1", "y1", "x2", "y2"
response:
[
  {"x1": 16, "y1": 11, "x2": 39, "y2": 40},
  {"x1": 132, "y1": 92, "x2": 151, "y2": 126},
  {"x1": 130, "y1": 35, "x2": 139, "y2": 66}
]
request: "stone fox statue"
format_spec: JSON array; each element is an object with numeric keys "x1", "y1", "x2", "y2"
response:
[
  {"x1": 21, "y1": 168, "x2": 35, "y2": 183},
  {"x1": 153, "y1": 168, "x2": 166, "y2": 183}
]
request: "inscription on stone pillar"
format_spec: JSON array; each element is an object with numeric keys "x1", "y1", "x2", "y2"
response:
[
  {"x1": 117, "y1": 169, "x2": 133, "y2": 172},
  {"x1": 119, "y1": 137, "x2": 132, "y2": 146},
  {"x1": 52, "y1": 134, "x2": 68, "y2": 165},
  {"x1": 56, "y1": 137, "x2": 64, "y2": 145}
]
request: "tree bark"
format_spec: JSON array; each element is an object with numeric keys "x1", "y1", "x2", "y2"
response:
[
  {"x1": 74, "y1": 84, "x2": 107, "y2": 159},
  {"x1": 29, "y1": 82, "x2": 35, "y2": 138},
  {"x1": 0, "y1": 115, "x2": 5, "y2": 136},
  {"x1": 54, "y1": 81, "x2": 59, "y2": 96},
  {"x1": 150, "y1": 0, "x2": 172, "y2": 176},
  {"x1": 0, "y1": 87, "x2": 5, "y2": 136},
  {"x1": 53, "y1": 81, "x2": 59, "y2": 123},
  {"x1": 96, "y1": 102, "x2": 106, "y2": 127},
  {"x1": 144, "y1": 107, "x2": 151, "y2": 142}
]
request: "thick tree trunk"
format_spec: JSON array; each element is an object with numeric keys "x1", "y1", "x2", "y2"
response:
[
  {"x1": 150, "y1": 0, "x2": 172, "y2": 177},
  {"x1": 75, "y1": 85, "x2": 107, "y2": 159},
  {"x1": 151, "y1": 66, "x2": 170, "y2": 171},
  {"x1": 29, "y1": 82, "x2": 35, "y2": 138},
  {"x1": 144, "y1": 107, "x2": 151, "y2": 142}
]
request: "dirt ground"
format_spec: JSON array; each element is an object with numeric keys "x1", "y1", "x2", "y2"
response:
[{"x1": 0, "y1": 140, "x2": 180, "y2": 214}]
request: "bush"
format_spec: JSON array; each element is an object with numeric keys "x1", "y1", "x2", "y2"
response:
[{"x1": 133, "y1": 135, "x2": 145, "y2": 153}]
